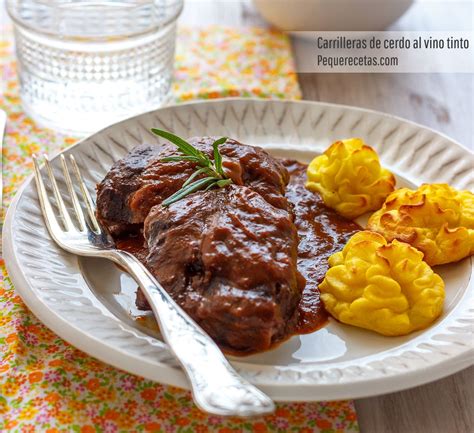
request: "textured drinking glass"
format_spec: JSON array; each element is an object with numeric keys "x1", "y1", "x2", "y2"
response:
[{"x1": 7, "y1": 0, "x2": 183, "y2": 135}]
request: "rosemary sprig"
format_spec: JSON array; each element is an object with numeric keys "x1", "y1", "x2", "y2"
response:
[{"x1": 150, "y1": 129, "x2": 233, "y2": 206}]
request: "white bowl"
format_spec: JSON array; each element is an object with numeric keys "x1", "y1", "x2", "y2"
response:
[{"x1": 253, "y1": 0, "x2": 414, "y2": 31}]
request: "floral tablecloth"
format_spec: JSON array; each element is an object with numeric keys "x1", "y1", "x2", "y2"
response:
[{"x1": 0, "y1": 26, "x2": 359, "y2": 433}]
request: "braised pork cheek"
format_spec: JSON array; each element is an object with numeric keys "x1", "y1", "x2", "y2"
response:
[
  {"x1": 143, "y1": 185, "x2": 302, "y2": 353},
  {"x1": 97, "y1": 138, "x2": 360, "y2": 355},
  {"x1": 96, "y1": 137, "x2": 289, "y2": 236}
]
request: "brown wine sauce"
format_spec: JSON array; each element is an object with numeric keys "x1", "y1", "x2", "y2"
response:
[{"x1": 115, "y1": 160, "x2": 361, "y2": 355}]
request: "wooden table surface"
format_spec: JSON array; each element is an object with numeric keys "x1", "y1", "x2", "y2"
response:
[{"x1": 182, "y1": 1, "x2": 474, "y2": 432}]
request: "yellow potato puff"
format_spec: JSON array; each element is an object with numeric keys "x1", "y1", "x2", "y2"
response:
[
  {"x1": 306, "y1": 138, "x2": 395, "y2": 219},
  {"x1": 319, "y1": 231, "x2": 445, "y2": 336},
  {"x1": 368, "y1": 184, "x2": 474, "y2": 266}
]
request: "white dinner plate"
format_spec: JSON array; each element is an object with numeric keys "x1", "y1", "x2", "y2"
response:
[{"x1": 3, "y1": 98, "x2": 473, "y2": 401}]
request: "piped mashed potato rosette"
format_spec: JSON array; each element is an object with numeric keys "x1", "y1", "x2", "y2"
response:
[
  {"x1": 306, "y1": 138, "x2": 395, "y2": 219},
  {"x1": 319, "y1": 231, "x2": 445, "y2": 336},
  {"x1": 368, "y1": 184, "x2": 474, "y2": 266}
]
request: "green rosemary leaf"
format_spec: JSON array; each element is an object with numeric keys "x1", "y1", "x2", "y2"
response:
[
  {"x1": 153, "y1": 129, "x2": 234, "y2": 206},
  {"x1": 182, "y1": 166, "x2": 214, "y2": 188},
  {"x1": 161, "y1": 156, "x2": 201, "y2": 163},
  {"x1": 212, "y1": 137, "x2": 227, "y2": 176},
  {"x1": 204, "y1": 182, "x2": 218, "y2": 192},
  {"x1": 151, "y1": 128, "x2": 207, "y2": 162},
  {"x1": 216, "y1": 178, "x2": 232, "y2": 188},
  {"x1": 162, "y1": 177, "x2": 217, "y2": 207}
]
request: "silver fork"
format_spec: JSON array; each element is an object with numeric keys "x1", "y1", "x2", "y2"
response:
[{"x1": 33, "y1": 153, "x2": 275, "y2": 417}]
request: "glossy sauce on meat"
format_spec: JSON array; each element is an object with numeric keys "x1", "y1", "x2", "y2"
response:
[
  {"x1": 284, "y1": 160, "x2": 360, "y2": 334},
  {"x1": 143, "y1": 184, "x2": 302, "y2": 354},
  {"x1": 115, "y1": 234, "x2": 148, "y2": 263},
  {"x1": 115, "y1": 158, "x2": 360, "y2": 353}
]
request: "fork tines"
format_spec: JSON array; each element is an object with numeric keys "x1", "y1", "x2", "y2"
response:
[{"x1": 33, "y1": 154, "x2": 101, "y2": 234}]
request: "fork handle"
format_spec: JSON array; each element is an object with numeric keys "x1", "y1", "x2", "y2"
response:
[{"x1": 111, "y1": 250, "x2": 275, "y2": 417}]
